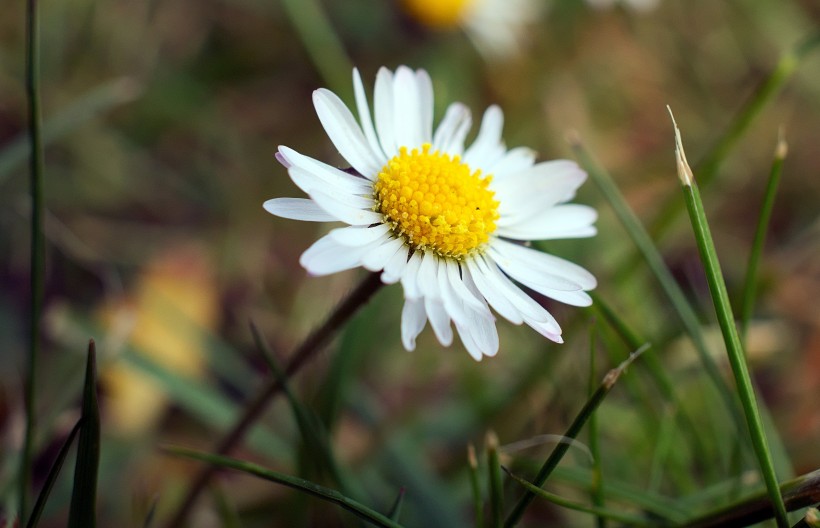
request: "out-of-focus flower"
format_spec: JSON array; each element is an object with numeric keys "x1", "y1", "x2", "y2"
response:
[
  {"x1": 265, "y1": 66, "x2": 597, "y2": 360},
  {"x1": 400, "y1": 0, "x2": 541, "y2": 59},
  {"x1": 101, "y1": 246, "x2": 217, "y2": 435},
  {"x1": 586, "y1": 0, "x2": 660, "y2": 11}
]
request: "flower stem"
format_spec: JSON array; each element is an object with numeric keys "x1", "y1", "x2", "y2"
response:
[
  {"x1": 670, "y1": 109, "x2": 789, "y2": 528},
  {"x1": 164, "y1": 272, "x2": 384, "y2": 528},
  {"x1": 21, "y1": 0, "x2": 45, "y2": 522}
]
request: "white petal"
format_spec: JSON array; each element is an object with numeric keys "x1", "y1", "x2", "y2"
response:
[
  {"x1": 400, "y1": 251, "x2": 423, "y2": 299},
  {"x1": 488, "y1": 244, "x2": 588, "y2": 292},
  {"x1": 455, "y1": 322, "x2": 484, "y2": 361},
  {"x1": 535, "y1": 288, "x2": 593, "y2": 307},
  {"x1": 353, "y1": 68, "x2": 387, "y2": 163},
  {"x1": 275, "y1": 151, "x2": 291, "y2": 168},
  {"x1": 476, "y1": 256, "x2": 561, "y2": 334},
  {"x1": 401, "y1": 298, "x2": 427, "y2": 351},
  {"x1": 313, "y1": 88, "x2": 383, "y2": 177},
  {"x1": 279, "y1": 146, "x2": 373, "y2": 191},
  {"x1": 524, "y1": 316, "x2": 563, "y2": 343},
  {"x1": 362, "y1": 236, "x2": 404, "y2": 272},
  {"x1": 487, "y1": 146, "x2": 536, "y2": 179},
  {"x1": 392, "y1": 66, "x2": 424, "y2": 149},
  {"x1": 463, "y1": 105, "x2": 506, "y2": 169},
  {"x1": 488, "y1": 246, "x2": 594, "y2": 308},
  {"x1": 329, "y1": 224, "x2": 389, "y2": 246},
  {"x1": 299, "y1": 234, "x2": 370, "y2": 276},
  {"x1": 425, "y1": 296, "x2": 453, "y2": 346},
  {"x1": 494, "y1": 160, "x2": 587, "y2": 224},
  {"x1": 263, "y1": 198, "x2": 337, "y2": 222},
  {"x1": 416, "y1": 252, "x2": 441, "y2": 300},
  {"x1": 491, "y1": 239, "x2": 597, "y2": 290},
  {"x1": 416, "y1": 69, "x2": 434, "y2": 144},
  {"x1": 310, "y1": 188, "x2": 382, "y2": 226},
  {"x1": 497, "y1": 205, "x2": 598, "y2": 240},
  {"x1": 381, "y1": 246, "x2": 411, "y2": 284},
  {"x1": 465, "y1": 258, "x2": 524, "y2": 324},
  {"x1": 374, "y1": 68, "x2": 396, "y2": 157},
  {"x1": 444, "y1": 260, "x2": 487, "y2": 313},
  {"x1": 438, "y1": 263, "x2": 469, "y2": 327},
  {"x1": 433, "y1": 103, "x2": 472, "y2": 155}
]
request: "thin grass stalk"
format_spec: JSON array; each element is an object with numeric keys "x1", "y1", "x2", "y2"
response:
[
  {"x1": 590, "y1": 292, "x2": 713, "y2": 479},
  {"x1": 670, "y1": 109, "x2": 788, "y2": 528},
  {"x1": 164, "y1": 272, "x2": 384, "y2": 528},
  {"x1": 280, "y1": 0, "x2": 353, "y2": 100},
  {"x1": 250, "y1": 322, "x2": 361, "y2": 499},
  {"x1": 571, "y1": 137, "x2": 744, "y2": 435},
  {"x1": 166, "y1": 447, "x2": 404, "y2": 528},
  {"x1": 504, "y1": 345, "x2": 646, "y2": 527},
  {"x1": 20, "y1": 0, "x2": 45, "y2": 522},
  {"x1": 467, "y1": 444, "x2": 483, "y2": 528},
  {"x1": 25, "y1": 420, "x2": 81, "y2": 528},
  {"x1": 503, "y1": 469, "x2": 665, "y2": 527},
  {"x1": 740, "y1": 133, "x2": 787, "y2": 341},
  {"x1": 587, "y1": 324, "x2": 606, "y2": 528},
  {"x1": 487, "y1": 431, "x2": 504, "y2": 528}
]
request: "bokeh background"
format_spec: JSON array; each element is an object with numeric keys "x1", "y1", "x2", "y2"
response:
[{"x1": 1, "y1": 0, "x2": 819, "y2": 526}]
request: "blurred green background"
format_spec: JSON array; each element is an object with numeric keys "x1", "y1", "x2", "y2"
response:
[{"x1": 1, "y1": 0, "x2": 819, "y2": 526}]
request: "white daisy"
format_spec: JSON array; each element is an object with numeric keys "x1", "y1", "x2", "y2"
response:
[
  {"x1": 265, "y1": 66, "x2": 597, "y2": 361},
  {"x1": 400, "y1": 0, "x2": 541, "y2": 59}
]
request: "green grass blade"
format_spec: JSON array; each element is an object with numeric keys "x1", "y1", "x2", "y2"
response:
[
  {"x1": 165, "y1": 447, "x2": 404, "y2": 528},
  {"x1": 587, "y1": 324, "x2": 606, "y2": 528},
  {"x1": 572, "y1": 137, "x2": 744, "y2": 436},
  {"x1": 503, "y1": 468, "x2": 666, "y2": 527},
  {"x1": 740, "y1": 132, "x2": 788, "y2": 341},
  {"x1": 0, "y1": 78, "x2": 140, "y2": 184},
  {"x1": 504, "y1": 345, "x2": 646, "y2": 527},
  {"x1": 387, "y1": 487, "x2": 405, "y2": 522},
  {"x1": 467, "y1": 444, "x2": 484, "y2": 528},
  {"x1": 20, "y1": 0, "x2": 45, "y2": 520},
  {"x1": 670, "y1": 109, "x2": 788, "y2": 528},
  {"x1": 280, "y1": 0, "x2": 353, "y2": 100},
  {"x1": 25, "y1": 419, "x2": 81, "y2": 528},
  {"x1": 550, "y1": 466, "x2": 690, "y2": 523},
  {"x1": 68, "y1": 340, "x2": 101, "y2": 528},
  {"x1": 249, "y1": 322, "x2": 360, "y2": 498},
  {"x1": 487, "y1": 431, "x2": 504, "y2": 528}
]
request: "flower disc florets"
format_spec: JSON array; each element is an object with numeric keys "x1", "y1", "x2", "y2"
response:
[{"x1": 374, "y1": 143, "x2": 499, "y2": 259}]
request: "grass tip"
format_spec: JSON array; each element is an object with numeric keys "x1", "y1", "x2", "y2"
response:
[
  {"x1": 564, "y1": 129, "x2": 583, "y2": 148},
  {"x1": 468, "y1": 443, "x2": 478, "y2": 469},
  {"x1": 486, "y1": 430, "x2": 499, "y2": 450},
  {"x1": 667, "y1": 106, "x2": 694, "y2": 186},
  {"x1": 605, "y1": 342, "x2": 649, "y2": 388},
  {"x1": 775, "y1": 127, "x2": 788, "y2": 160}
]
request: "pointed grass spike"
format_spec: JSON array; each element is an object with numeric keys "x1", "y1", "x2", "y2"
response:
[
  {"x1": 387, "y1": 487, "x2": 406, "y2": 522},
  {"x1": 467, "y1": 443, "x2": 484, "y2": 528},
  {"x1": 669, "y1": 108, "x2": 789, "y2": 528},
  {"x1": 68, "y1": 339, "x2": 101, "y2": 528},
  {"x1": 487, "y1": 431, "x2": 504, "y2": 528}
]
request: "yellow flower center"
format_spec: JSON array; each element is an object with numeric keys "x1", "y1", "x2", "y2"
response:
[
  {"x1": 374, "y1": 144, "x2": 499, "y2": 259},
  {"x1": 401, "y1": 0, "x2": 474, "y2": 29}
]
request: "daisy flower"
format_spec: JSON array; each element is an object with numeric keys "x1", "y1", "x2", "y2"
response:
[
  {"x1": 265, "y1": 66, "x2": 597, "y2": 360},
  {"x1": 399, "y1": 0, "x2": 541, "y2": 59}
]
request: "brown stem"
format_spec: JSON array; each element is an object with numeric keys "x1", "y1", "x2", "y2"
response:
[
  {"x1": 684, "y1": 470, "x2": 820, "y2": 528},
  {"x1": 164, "y1": 272, "x2": 384, "y2": 528}
]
